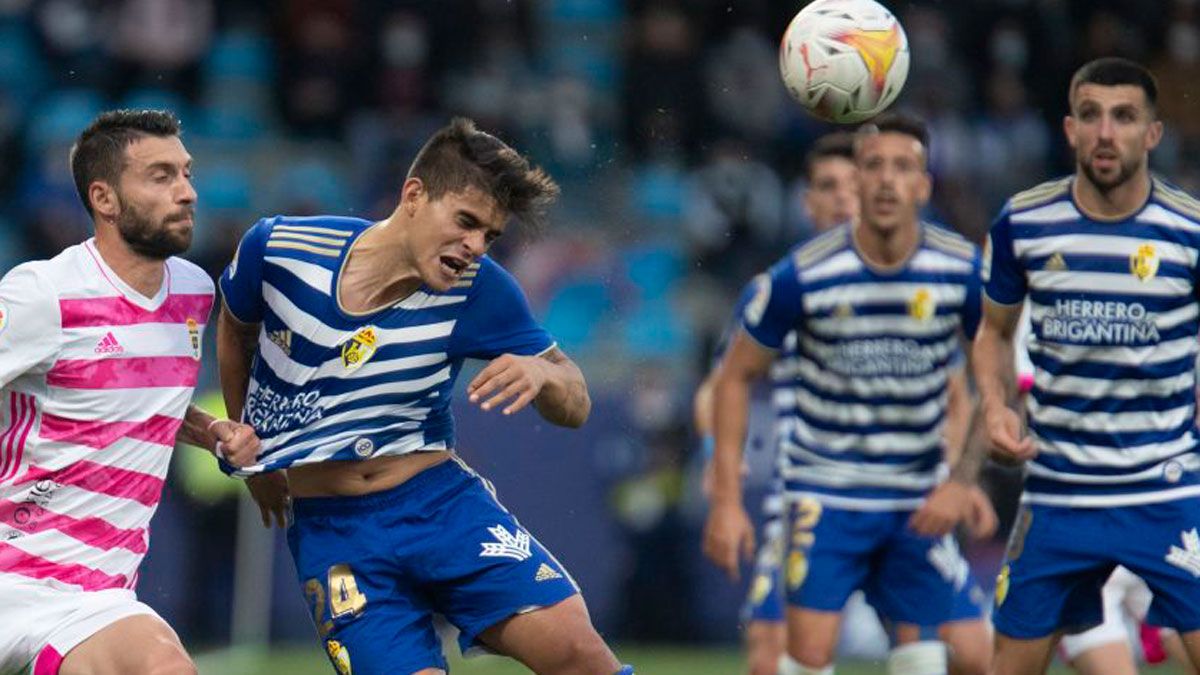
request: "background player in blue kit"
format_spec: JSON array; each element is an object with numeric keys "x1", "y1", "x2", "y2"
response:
[
  {"x1": 695, "y1": 132, "x2": 994, "y2": 675},
  {"x1": 975, "y1": 57, "x2": 1200, "y2": 675},
  {"x1": 216, "y1": 117, "x2": 631, "y2": 675},
  {"x1": 703, "y1": 113, "x2": 993, "y2": 675}
]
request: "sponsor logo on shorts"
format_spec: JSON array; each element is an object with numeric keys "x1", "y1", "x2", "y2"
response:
[
  {"x1": 535, "y1": 563, "x2": 563, "y2": 582},
  {"x1": 928, "y1": 535, "x2": 969, "y2": 590},
  {"x1": 1166, "y1": 528, "x2": 1200, "y2": 577},
  {"x1": 325, "y1": 639, "x2": 352, "y2": 675},
  {"x1": 480, "y1": 524, "x2": 532, "y2": 562}
]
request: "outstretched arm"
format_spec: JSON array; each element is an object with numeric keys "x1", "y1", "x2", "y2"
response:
[{"x1": 468, "y1": 346, "x2": 591, "y2": 428}]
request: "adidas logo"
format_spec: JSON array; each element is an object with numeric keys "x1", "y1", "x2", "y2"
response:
[
  {"x1": 93, "y1": 331, "x2": 124, "y2": 355},
  {"x1": 535, "y1": 563, "x2": 563, "y2": 582},
  {"x1": 1044, "y1": 252, "x2": 1067, "y2": 271}
]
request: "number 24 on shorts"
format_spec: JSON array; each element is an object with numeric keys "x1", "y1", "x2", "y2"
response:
[{"x1": 304, "y1": 563, "x2": 369, "y2": 637}]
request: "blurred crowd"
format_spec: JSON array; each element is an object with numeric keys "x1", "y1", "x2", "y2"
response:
[{"x1": 6, "y1": 0, "x2": 1200, "y2": 644}]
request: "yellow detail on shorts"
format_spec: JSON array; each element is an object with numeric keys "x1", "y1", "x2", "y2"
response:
[
  {"x1": 326, "y1": 639, "x2": 352, "y2": 675},
  {"x1": 786, "y1": 550, "x2": 809, "y2": 590},
  {"x1": 995, "y1": 564, "x2": 1010, "y2": 608},
  {"x1": 750, "y1": 573, "x2": 773, "y2": 606},
  {"x1": 328, "y1": 564, "x2": 369, "y2": 618}
]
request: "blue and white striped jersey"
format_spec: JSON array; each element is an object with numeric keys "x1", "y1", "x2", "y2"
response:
[
  {"x1": 743, "y1": 223, "x2": 982, "y2": 511},
  {"x1": 218, "y1": 216, "x2": 554, "y2": 476},
  {"x1": 986, "y1": 176, "x2": 1200, "y2": 507}
]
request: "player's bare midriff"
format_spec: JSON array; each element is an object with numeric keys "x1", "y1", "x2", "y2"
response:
[{"x1": 287, "y1": 450, "x2": 454, "y2": 497}]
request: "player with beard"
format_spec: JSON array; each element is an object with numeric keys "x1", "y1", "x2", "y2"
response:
[
  {"x1": 0, "y1": 109, "x2": 259, "y2": 675},
  {"x1": 978, "y1": 57, "x2": 1200, "y2": 674}
]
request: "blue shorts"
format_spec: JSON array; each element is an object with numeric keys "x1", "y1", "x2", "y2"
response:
[
  {"x1": 743, "y1": 520, "x2": 785, "y2": 624},
  {"x1": 994, "y1": 498, "x2": 1200, "y2": 639},
  {"x1": 286, "y1": 457, "x2": 579, "y2": 675},
  {"x1": 783, "y1": 498, "x2": 964, "y2": 627}
]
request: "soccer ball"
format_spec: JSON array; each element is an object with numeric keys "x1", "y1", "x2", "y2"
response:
[{"x1": 779, "y1": 0, "x2": 910, "y2": 124}]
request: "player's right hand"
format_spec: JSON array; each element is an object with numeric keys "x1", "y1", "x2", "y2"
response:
[
  {"x1": 703, "y1": 500, "x2": 755, "y2": 582},
  {"x1": 210, "y1": 419, "x2": 260, "y2": 468},
  {"x1": 246, "y1": 472, "x2": 290, "y2": 529},
  {"x1": 983, "y1": 402, "x2": 1036, "y2": 464}
]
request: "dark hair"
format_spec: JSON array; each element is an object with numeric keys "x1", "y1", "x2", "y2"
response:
[
  {"x1": 855, "y1": 111, "x2": 930, "y2": 154},
  {"x1": 804, "y1": 132, "x2": 855, "y2": 181},
  {"x1": 1069, "y1": 57, "x2": 1158, "y2": 110},
  {"x1": 70, "y1": 109, "x2": 182, "y2": 218},
  {"x1": 407, "y1": 117, "x2": 560, "y2": 230}
]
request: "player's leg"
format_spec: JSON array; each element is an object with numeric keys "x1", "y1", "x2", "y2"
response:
[
  {"x1": 743, "y1": 524, "x2": 787, "y2": 675},
  {"x1": 288, "y1": 479, "x2": 452, "y2": 675},
  {"x1": 992, "y1": 504, "x2": 1114, "y2": 675},
  {"x1": 746, "y1": 620, "x2": 787, "y2": 675},
  {"x1": 427, "y1": 458, "x2": 626, "y2": 674},
  {"x1": 1163, "y1": 630, "x2": 1200, "y2": 674},
  {"x1": 939, "y1": 619, "x2": 991, "y2": 675},
  {"x1": 779, "y1": 499, "x2": 878, "y2": 671},
  {"x1": 1059, "y1": 566, "x2": 1139, "y2": 675},
  {"x1": 993, "y1": 634, "x2": 1060, "y2": 675},
  {"x1": 59, "y1": 614, "x2": 194, "y2": 675},
  {"x1": 477, "y1": 595, "x2": 620, "y2": 674}
]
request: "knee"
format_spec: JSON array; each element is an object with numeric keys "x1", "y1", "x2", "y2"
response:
[
  {"x1": 559, "y1": 629, "x2": 616, "y2": 669},
  {"x1": 948, "y1": 646, "x2": 991, "y2": 675},
  {"x1": 789, "y1": 642, "x2": 835, "y2": 669},
  {"x1": 137, "y1": 642, "x2": 196, "y2": 675}
]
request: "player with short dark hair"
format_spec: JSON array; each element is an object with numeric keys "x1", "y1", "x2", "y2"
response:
[
  {"x1": 217, "y1": 117, "x2": 631, "y2": 675},
  {"x1": 977, "y1": 56, "x2": 1200, "y2": 674},
  {"x1": 0, "y1": 108, "x2": 259, "y2": 675},
  {"x1": 705, "y1": 112, "x2": 992, "y2": 675}
]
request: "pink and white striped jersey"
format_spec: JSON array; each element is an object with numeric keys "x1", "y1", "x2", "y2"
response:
[{"x1": 0, "y1": 238, "x2": 213, "y2": 593}]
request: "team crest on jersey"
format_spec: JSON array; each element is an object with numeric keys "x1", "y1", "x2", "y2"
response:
[
  {"x1": 480, "y1": 524, "x2": 532, "y2": 561},
  {"x1": 908, "y1": 288, "x2": 936, "y2": 321},
  {"x1": 186, "y1": 318, "x2": 201, "y2": 360},
  {"x1": 1130, "y1": 243, "x2": 1159, "y2": 282},
  {"x1": 325, "y1": 639, "x2": 352, "y2": 675},
  {"x1": 341, "y1": 326, "x2": 378, "y2": 371},
  {"x1": 1044, "y1": 252, "x2": 1068, "y2": 271},
  {"x1": 268, "y1": 329, "x2": 292, "y2": 356}
]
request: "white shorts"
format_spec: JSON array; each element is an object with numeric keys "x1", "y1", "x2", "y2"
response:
[
  {"x1": 0, "y1": 580, "x2": 159, "y2": 675},
  {"x1": 1059, "y1": 566, "x2": 1153, "y2": 661}
]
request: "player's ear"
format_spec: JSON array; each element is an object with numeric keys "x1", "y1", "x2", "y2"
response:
[
  {"x1": 1063, "y1": 115, "x2": 1077, "y2": 149},
  {"x1": 89, "y1": 180, "x2": 118, "y2": 220},
  {"x1": 400, "y1": 177, "x2": 425, "y2": 217},
  {"x1": 1146, "y1": 118, "x2": 1164, "y2": 152}
]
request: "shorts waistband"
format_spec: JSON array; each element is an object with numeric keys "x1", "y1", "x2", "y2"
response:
[{"x1": 291, "y1": 456, "x2": 472, "y2": 518}]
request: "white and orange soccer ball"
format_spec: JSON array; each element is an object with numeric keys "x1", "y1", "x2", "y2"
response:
[{"x1": 779, "y1": 0, "x2": 910, "y2": 124}]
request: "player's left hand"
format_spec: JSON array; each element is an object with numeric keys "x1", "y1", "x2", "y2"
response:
[
  {"x1": 909, "y1": 480, "x2": 972, "y2": 537},
  {"x1": 468, "y1": 354, "x2": 549, "y2": 416},
  {"x1": 963, "y1": 485, "x2": 998, "y2": 539},
  {"x1": 209, "y1": 419, "x2": 261, "y2": 468}
]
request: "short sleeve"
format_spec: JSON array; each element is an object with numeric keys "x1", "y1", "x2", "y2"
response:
[
  {"x1": 0, "y1": 265, "x2": 62, "y2": 387},
  {"x1": 741, "y1": 258, "x2": 804, "y2": 350},
  {"x1": 983, "y1": 210, "x2": 1026, "y2": 306},
  {"x1": 960, "y1": 249, "x2": 983, "y2": 340},
  {"x1": 219, "y1": 219, "x2": 272, "y2": 323},
  {"x1": 448, "y1": 258, "x2": 554, "y2": 360}
]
